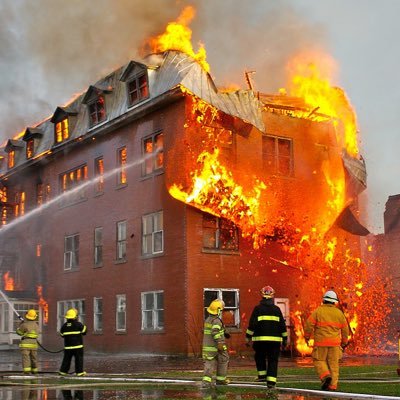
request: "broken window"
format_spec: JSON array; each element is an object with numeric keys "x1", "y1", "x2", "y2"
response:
[
  {"x1": 26, "y1": 139, "x2": 34, "y2": 159},
  {"x1": 202, "y1": 214, "x2": 239, "y2": 251},
  {"x1": 94, "y1": 157, "x2": 104, "y2": 193},
  {"x1": 141, "y1": 291, "x2": 164, "y2": 331},
  {"x1": 116, "y1": 294, "x2": 126, "y2": 332},
  {"x1": 8, "y1": 150, "x2": 15, "y2": 169},
  {"x1": 128, "y1": 73, "x2": 149, "y2": 106},
  {"x1": 64, "y1": 234, "x2": 79, "y2": 270},
  {"x1": 262, "y1": 135, "x2": 293, "y2": 176},
  {"x1": 116, "y1": 221, "x2": 127, "y2": 261},
  {"x1": 117, "y1": 147, "x2": 127, "y2": 185},
  {"x1": 55, "y1": 118, "x2": 69, "y2": 143},
  {"x1": 142, "y1": 211, "x2": 163, "y2": 256},
  {"x1": 143, "y1": 132, "x2": 163, "y2": 176},
  {"x1": 94, "y1": 227, "x2": 103, "y2": 267},
  {"x1": 204, "y1": 289, "x2": 240, "y2": 328},
  {"x1": 88, "y1": 95, "x2": 106, "y2": 127}
]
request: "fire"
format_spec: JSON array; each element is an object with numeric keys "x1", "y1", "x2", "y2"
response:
[
  {"x1": 149, "y1": 6, "x2": 210, "y2": 73},
  {"x1": 286, "y1": 51, "x2": 359, "y2": 157},
  {"x1": 3, "y1": 271, "x2": 14, "y2": 290},
  {"x1": 37, "y1": 285, "x2": 49, "y2": 324},
  {"x1": 292, "y1": 310, "x2": 312, "y2": 356}
]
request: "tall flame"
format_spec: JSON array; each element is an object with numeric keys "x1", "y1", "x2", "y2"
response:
[
  {"x1": 37, "y1": 285, "x2": 49, "y2": 324},
  {"x1": 149, "y1": 6, "x2": 210, "y2": 73}
]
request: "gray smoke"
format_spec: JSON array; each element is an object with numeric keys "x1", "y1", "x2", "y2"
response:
[{"x1": 0, "y1": 0, "x2": 327, "y2": 140}]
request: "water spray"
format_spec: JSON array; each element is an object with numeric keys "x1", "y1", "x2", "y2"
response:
[{"x1": 0, "y1": 287, "x2": 24, "y2": 321}]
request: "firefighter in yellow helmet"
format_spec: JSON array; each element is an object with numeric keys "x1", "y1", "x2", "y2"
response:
[
  {"x1": 245, "y1": 286, "x2": 287, "y2": 389},
  {"x1": 202, "y1": 299, "x2": 230, "y2": 388},
  {"x1": 304, "y1": 290, "x2": 349, "y2": 391},
  {"x1": 59, "y1": 308, "x2": 87, "y2": 376},
  {"x1": 16, "y1": 309, "x2": 39, "y2": 374}
]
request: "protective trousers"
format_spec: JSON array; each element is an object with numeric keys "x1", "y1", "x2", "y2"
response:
[
  {"x1": 312, "y1": 346, "x2": 342, "y2": 388},
  {"x1": 203, "y1": 350, "x2": 229, "y2": 383},
  {"x1": 20, "y1": 349, "x2": 38, "y2": 373},
  {"x1": 253, "y1": 341, "x2": 281, "y2": 386},
  {"x1": 60, "y1": 348, "x2": 84, "y2": 375}
]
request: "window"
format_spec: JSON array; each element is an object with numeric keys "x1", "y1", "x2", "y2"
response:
[
  {"x1": 142, "y1": 211, "x2": 163, "y2": 256},
  {"x1": 117, "y1": 147, "x2": 127, "y2": 185},
  {"x1": 94, "y1": 157, "x2": 104, "y2": 193},
  {"x1": 203, "y1": 214, "x2": 239, "y2": 251},
  {"x1": 14, "y1": 304, "x2": 39, "y2": 331},
  {"x1": 45, "y1": 184, "x2": 51, "y2": 203},
  {"x1": 143, "y1": 133, "x2": 163, "y2": 175},
  {"x1": 204, "y1": 289, "x2": 240, "y2": 328},
  {"x1": 262, "y1": 135, "x2": 293, "y2": 176},
  {"x1": 55, "y1": 118, "x2": 69, "y2": 143},
  {"x1": 94, "y1": 227, "x2": 103, "y2": 267},
  {"x1": 8, "y1": 150, "x2": 15, "y2": 169},
  {"x1": 60, "y1": 165, "x2": 88, "y2": 193},
  {"x1": 64, "y1": 234, "x2": 79, "y2": 270},
  {"x1": 128, "y1": 73, "x2": 149, "y2": 106},
  {"x1": 116, "y1": 294, "x2": 126, "y2": 332},
  {"x1": 57, "y1": 299, "x2": 85, "y2": 331},
  {"x1": 26, "y1": 139, "x2": 34, "y2": 159},
  {"x1": 93, "y1": 297, "x2": 103, "y2": 333},
  {"x1": 141, "y1": 291, "x2": 164, "y2": 331},
  {"x1": 36, "y1": 183, "x2": 43, "y2": 206},
  {"x1": 116, "y1": 221, "x2": 127, "y2": 261},
  {"x1": 88, "y1": 95, "x2": 106, "y2": 127},
  {"x1": 14, "y1": 191, "x2": 25, "y2": 217}
]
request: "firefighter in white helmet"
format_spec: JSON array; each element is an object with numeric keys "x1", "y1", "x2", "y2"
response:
[
  {"x1": 202, "y1": 299, "x2": 230, "y2": 388},
  {"x1": 245, "y1": 286, "x2": 287, "y2": 389},
  {"x1": 304, "y1": 290, "x2": 349, "y2": 392},
  {"x1": 58, "y1": 308, "x2": 87, "y2": 376},
  {"x1": 16, "y1": 309, "x2": 39, "y2": 374}
]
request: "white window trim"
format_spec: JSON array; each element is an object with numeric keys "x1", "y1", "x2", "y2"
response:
[
  {"x1": 141, "y1": 291, "x2": 164, "y2": 331},
  {"x1": 204, "y1": 288, "x2": 240, "y2": 328}
]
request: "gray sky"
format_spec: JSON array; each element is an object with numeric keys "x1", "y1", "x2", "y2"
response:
[{"x1": 0, "y1": 0, "x2": 397, "y2": 233}]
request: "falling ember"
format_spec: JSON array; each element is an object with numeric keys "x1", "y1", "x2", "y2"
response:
[
  {"x1": 3, "y1": 271, "x2": 15, "y2": 290},
  {"x1": 37, "y1": 285, "x2": 49, "y2": 324},
  {"x1": 149, "y1": 6, "x2": 210, "y2": 73}
]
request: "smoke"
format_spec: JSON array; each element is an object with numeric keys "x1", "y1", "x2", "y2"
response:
[{"x1": 0, "y1": 0, "x2": 328, "y2": 140}]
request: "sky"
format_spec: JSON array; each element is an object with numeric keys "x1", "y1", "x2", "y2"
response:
[{"x1": 0, "y1": 0, "x2": 398, "y2": 234}]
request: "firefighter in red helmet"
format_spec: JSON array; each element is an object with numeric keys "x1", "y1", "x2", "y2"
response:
[{"x1": 245, "y1": 286, "x2": 287, "y2": 389}]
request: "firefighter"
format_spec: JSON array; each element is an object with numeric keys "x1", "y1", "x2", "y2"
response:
[
  {"x1": 304, "y1": 290, "x2": 349, "y2": 391},
  {"x1": 245, "y1": 286, "x2": 287, "y2": 389},
  {"x1": 202, "y1": 299, "x2": 230, "y2": 388},
  {"x1": 16, "y1": 309, "x2": 39, "y2": 374},
  {"x1": 59, "y1": 308, "x2": 87, "y2": 376}
]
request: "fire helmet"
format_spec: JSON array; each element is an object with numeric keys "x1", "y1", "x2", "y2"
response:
[
  {"x1": 65, "y1": 308, "x2": 77, "y2": 319},
  {"x1": 323, "y1": 290, "x2": 339, "y2": 304},
  {"x1": 260, "y1": 286, "x2": 275, "y2": 298},
  {"x1": 207, "y1": 299, "x2": 225, "y2": 315},
  {"x1": 25, "y1": 309, "x2": 37, "y2": 320}
]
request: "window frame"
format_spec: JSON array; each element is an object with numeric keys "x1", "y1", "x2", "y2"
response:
[
  {"x1": 142, "y1": 211, "x2": 163, "y2": 257},
  {"x1": 141, "y1": 291, "x2": 164, "y2": 331},
  {"x1": 26, "y1": 139, "x2": 34, "y2": 159},
  {"x1": 93, "y1": 297, "x2": 103, "y2": 333},
  {"x1": 64, "y1": 234, "x2": 79, "y2": 270},
  {"x1": 115, "y1": 294, "x2": 126, "y2": 332},
  {"x1": 202, "y1": 213, "x2": 239, "y2": 252},
  {"x1": 116, "y1": 221, "x2": 127, "y2": 261},
  {"x1": 262, "y1": 134, "x2": 294, "y2": 177},
  {"x1": 57, "y1": 299, "x2": 85, "y2": 331},
  {"x1": 8, "y1": 150, "x2": 15, "y2": 169},
  {"x1": 55, "y1": 118, "x2": 69, "y2": 144},
  {"x1": 116, "y1": 147, "x2": 127, "y2": 186},
  {"x1": 94, "y1": 227, "x2": 103, "y2": 267},
  {"x1": 204, "y1": 288, "x2": 240, "y2": 328},
  {"x1": 88, "y1": 94, "x2": 107, "y2": 127},
  {"x1": 142, "y1": 132, "x2": 164, "y2": 176},
  {"x1": 94, "y1": 156, "x2": 104, "y2": 193},
  {"x1": 127, "y1": 72, "x2": 149, "y2": 107}
]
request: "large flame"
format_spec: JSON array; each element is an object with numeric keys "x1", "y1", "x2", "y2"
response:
[
  {"x1": 149, "y1": 6, "x2": 210, "y2": 73},
  {"x1": 37, "y1": 285, "x2": 49, "y2": 324}
]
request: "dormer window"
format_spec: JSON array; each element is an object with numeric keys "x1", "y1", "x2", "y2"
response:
[
  {"x1": 120, "y1": 61, "x2": 149, "y2": 107},
  {"x1": 51, "y1": 106, "x2": 78, "y2": 145},
  {"x1": 55, "y1": 119, "x2": 69, "y2": 143},
  {"x1": 26, "y1": 139, "x2": 34, "y2": 159},
  {"x1": 128, "y1": 73, "x2": 149, "y2": 106},
  {"x1": 88, "y1": 95, "x2": 106, "y2": 127},
  {"x1": 8, "y1": 151, "x2": 15, "y2": 169}
]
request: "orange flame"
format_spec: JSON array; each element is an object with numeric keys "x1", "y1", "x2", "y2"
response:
[
  {"x1": 149, "y1": 6, "x2": 210, "y2": 73},
  {"x1": 3, "y1": 271, "x2": 15, "y2": 290},
  {"x1": 37, "y1": 285, "x2": 49, "y2": 324}
]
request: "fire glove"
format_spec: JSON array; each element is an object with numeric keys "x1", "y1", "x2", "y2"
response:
[{"x1": 217, "y1": 342, "x2": 227, "y2": 352}]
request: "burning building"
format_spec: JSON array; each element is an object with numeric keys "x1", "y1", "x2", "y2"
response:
[{"x1": 0, "y1": 8, "x2": 389, "y2": 355}]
